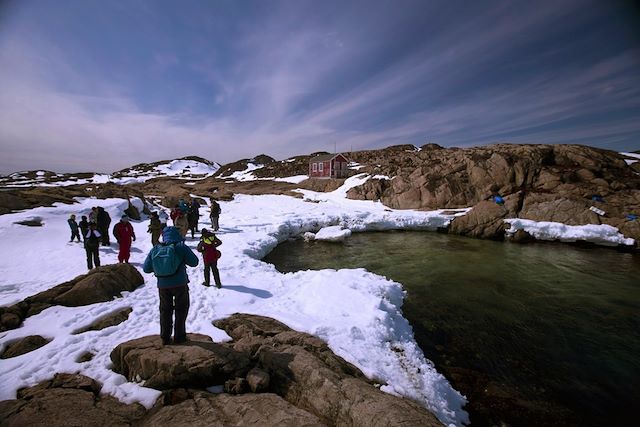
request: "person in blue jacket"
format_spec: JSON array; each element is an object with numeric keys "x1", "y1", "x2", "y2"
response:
[{"x1": 143, "y1": 226, "x2": 199, "y2": 345}]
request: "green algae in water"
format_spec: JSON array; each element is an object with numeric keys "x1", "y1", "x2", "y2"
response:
[{"x1": 263, "y1": 231, "x2": 640, "y2": 426}]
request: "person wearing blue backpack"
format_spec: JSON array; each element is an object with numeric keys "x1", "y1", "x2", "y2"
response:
[{"x1": 143, "y1": 226, "x2": 199, "y2": 345}]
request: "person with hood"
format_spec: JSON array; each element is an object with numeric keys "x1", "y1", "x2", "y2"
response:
[
  {"x1": 84, "y1": 222, "x2": 101, "y2": 269},
  {"x1": 67, "y1": 214, "x2": 81, "y2": 242},
  {"x1": 148, "y1": 212, "x2": 163, "y2": 246},
  {"x1": 209, "y1": 198, "x2": 221, "y2": 231},
  {"x1": 178, "y1": 198, "x2": 189, "y2": 214},
  {"x1": 196, "y1": 228, "x2": 222, "y2": 288},
  {"x1": 113, "y1": 215, "x2": 136, "y2": 263},
  {"x1": 187, "y1": 202, "x2": 199, "y2": 238},
  {"x1": 143, "y1": 226, "x2": 199, "y2": 345},
  {"x1": 78, "y1": 215, "x2": 90, "y2": 242},
  {"x1": 96, "y1": 207, "x2": 111, "y2": 246}
]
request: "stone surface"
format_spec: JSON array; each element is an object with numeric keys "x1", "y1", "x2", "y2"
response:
[
  {"x1": 246, "y1": 367, "x2": 270, "y2": 393},
  {"x1": 110, "y1": 333, "x2": 252, "y2": 390},
  {"x1": 1, "y1": 335, "x2": 51, "y2": 359},
  {"x1": 0, "y1": 264, "x2": 143, "y2": 332},
  {"x1": 142, "y1": 392, "x2": 324, "y2": 427},
  {"x1": 73, "y1": 307, "x2": 133, "y2": 334},
  {"x1": 0, "y1": 373, "x2": 146, "y2": 426}
]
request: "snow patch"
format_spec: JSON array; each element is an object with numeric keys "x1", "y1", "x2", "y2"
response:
[{"x1": 504, "y1": 218, "x2": 635, "y2": 246}]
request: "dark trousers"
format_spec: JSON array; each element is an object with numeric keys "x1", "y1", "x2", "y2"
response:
[
  {"x1": 99, "y1": 226, "x2": 110, "y2": 245},
  {"x1": 159, "y1": 286, "x2": 190, "y2": 342},
  {"x1": 210, "y1": 215, "x2": 219, "y2": 231},
  {"x1": 85, "y1": 246, "x2": 100, "y2": 269},
  {"x1": 204, "y1": 263, "x2": 222, "y2": 287},
  {"x1": 70, "y1": 229, "x2": 81, "y2": 241}
]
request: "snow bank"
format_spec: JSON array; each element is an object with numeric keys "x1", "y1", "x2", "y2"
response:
[{"x1": 504, "y1": 218, "x2": 635, "y2": 246}]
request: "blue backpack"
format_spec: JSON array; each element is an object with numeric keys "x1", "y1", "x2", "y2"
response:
[{"x1": 151, "y1": 243, "x2": 182, "y2": 277}]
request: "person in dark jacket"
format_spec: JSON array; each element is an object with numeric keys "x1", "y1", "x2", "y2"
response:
[
  {"x1": 68, "y1": 214, "x2": 81, "y2": 242},
  {"x1": 96, "y1": 207, "x2": 111, "y2": 246},
  {"x1": 78, "y1": 215, "x2": 89, "y2": 242},
  {"x1": 143, "y1": 226, "x2": 199, "y2": 345},
  {"x1": 187, "y1": 203, "x2": 199, "y2": 238},
  {"x1": 148, "y1": 212, "x2": 163, "y2": 246},
  {"x1": 209, "y1": 199, "x2": 221, "y2": 231},
  {"x1": 84, "y1": 222, "x2": 101, "y2": 269},
  {"x1": 196, "y1": 228, "x2": 222, "y2": 288},
  {"x1": 113, "y1": 215, "x2": 136, "y2": 263}
]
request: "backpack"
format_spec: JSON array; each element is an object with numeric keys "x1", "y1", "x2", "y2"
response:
[
  {"x1": 211, "y1": 202, "x2": 221, "y2": 215},
  {"x1": 150, "y1": 243, "x2": 182, "y2": 277}
]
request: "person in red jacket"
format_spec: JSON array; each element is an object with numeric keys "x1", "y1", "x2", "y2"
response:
[
  {"x1": 196, "y1": 228, "x2": 222, "y2": 288},
  {"x1": 113, "y1": 215, "x2": 136, "y2": 263}
]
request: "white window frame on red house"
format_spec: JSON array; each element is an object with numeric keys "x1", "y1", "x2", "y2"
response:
[
  {"x1": 319, "y1": 162, "x2": 323, "y2": 172},
  {"x1": 312, "y1": 163, "x2": 317, "y2": 172}
]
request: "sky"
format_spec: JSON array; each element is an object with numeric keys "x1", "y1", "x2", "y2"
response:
[{"x1": 0, "y1": 0, "x2": 639, "y2": 174}]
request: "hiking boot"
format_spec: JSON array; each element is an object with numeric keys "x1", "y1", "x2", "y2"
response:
[
  {"x1": 161, "y1": 337, "x2": 171, "y2": 346},
  {"x1": 202, "y1": 282, "x2": 210, "y2": 287},
  {"x1": 216, "y1": 283, "x2": 222, "y2": 289},
  {"x1": 173, "y1": 336, "x2": 187, "y2": 345}
]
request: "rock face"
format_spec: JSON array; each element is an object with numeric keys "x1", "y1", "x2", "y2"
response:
[
  {"x1": 0, "y1": 335, "x2": 51, "y2": 359},
  {"x1": 0, "y1": 264, "x2": 144, "y2": 331},
  {"x1": 73, "y1": 307, "x2": 133, "y2": 335},
  {"x1": 109, "y1": 314, "x2": 443, "y2": 426},
  {"x1": 110, "y1": 333, "x2": 252, "y2": 389},
  {"x1": 0, "y1": 373, "x2": 146, "y2": 426},
  {"x1": 345, "y1": 144, "x2": 640, "y2": 241}
]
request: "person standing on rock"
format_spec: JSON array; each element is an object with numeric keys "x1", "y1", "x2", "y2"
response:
[
  {"x1": 196, "y1": 228, "x2": 222, "y2": 288},
  {"x1": 96, "y1": 207, "x2": 111, "y2": 246},
  {"x1": 78, "y1": 215, "x2": 89, "y2": 242},
  {"x1": 209, "y1": 198, "x2": 221, "y2": 231},
  {"x1": 143, "y1": 226, "x2": 199, "y2": 345},
  {"x1": 148, "y1": 212, "x2": 163, "y2": 246},
  {"x1": 67, "y1": 214, "x2": 81, "y2": 242},
  {"x1": 84, "y1": 222, "x2": 101, "y2": 269},
  {"x1": 113, "y1": 215, "x2": 136, "y2": 263}
]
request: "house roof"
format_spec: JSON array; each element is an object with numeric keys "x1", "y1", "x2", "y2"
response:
[{"x1": 310, "y1": 153, "x2": 348, "y2": 162}]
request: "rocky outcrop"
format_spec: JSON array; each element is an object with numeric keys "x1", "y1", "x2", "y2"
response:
[
  {"x1": 0, "y1": 373, "x2": 146, "y2": 426},
  {"x1": 73, "y1": 307, "x2": 133, "y2": 335},
  {"x1": 345, "y1": 144, "x2": 640, "y2": 242},
  {"x1": 109, "y1": 314, "x2": 443, "y2": 426},
  {"x1": 110, "y1": 333, "x2": 252, "y2": 390},
  {"x1": 0, "y1": 264, "x2": 143, "y2": 332},
  {"x1": 1, "y1": 335, "x2": 51, "y2": 359}
]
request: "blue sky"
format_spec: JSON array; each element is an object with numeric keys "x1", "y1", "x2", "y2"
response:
[{"x1": 0, "y1": 0, "x2": 639, "y2": 173}]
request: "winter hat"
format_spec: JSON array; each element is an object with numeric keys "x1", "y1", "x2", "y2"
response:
[
  {"x1": 81, "y1": 216, "x2": 87, "y2": 220},
  {"x1": 162, "y1": 226, "x2": 184, "y2": 244},
  {"x1": 70, "y1": 214, "x2": 76, "y2": 219},
  {"x1": 121, "y1": 215, "x2": 129, "y2": 221}
]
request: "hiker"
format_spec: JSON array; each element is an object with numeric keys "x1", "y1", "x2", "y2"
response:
[
  {"x1": 148, "y1": 212, "x2": 163, "y2": 246},
  {"x1": 196, "y1": 228, "x2": 222, "y2": 288},
  {"x1": 143, "y1": 226, "x2": 199, "y2": 345},
  {"x1": 88, "y1": 207, "x2": 98, "y2": 223},
  {"x1": 67, "y1": 214, "x2": 81, "y2": 242},
  {"x1": 113, "y1": 215, "x2": 136, "y2": 263},
  {"x1": 84, "y1": 222, "x2": 101, "y2": 269},
  {"x1": 209, "y1": 199, "x2": 221, "y2": 231},
  {"x1": 172, "y1": 207, "x2": 189, "y2": 238},
  {"x1": 170, "y1": 205, "x2": 182, "y2": 222},
  {"x1": 96, "y1": 207, "x2": 111, "y2": 246},
  {"x1": 191, "y1": 199, "x2": 200, "y2": 230},
  {"x1": 187, "y1": 202, "x2": 199, "y2": 238},
  {"x1": 178, "y1": 198, "x2": 189, "y2": 214},
  {"x1": 78, "y1": 215, "x2": 89, "y2": 242}
]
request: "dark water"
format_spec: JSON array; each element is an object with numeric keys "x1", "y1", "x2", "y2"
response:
[{"x1": 263, "y1": 232, "x2": 640, "y2": 426}]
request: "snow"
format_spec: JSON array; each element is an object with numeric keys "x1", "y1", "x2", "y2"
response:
[
  {"x1": 218, "y1": 162, "x2": 263, "y2": 181},
  {"x1": 274, "y1": 175, "x2": 308, "y2": 184},
  {"x1": 504, "y1": 218, "x2": 635, "y2": 246},
  {"x1": 0, "y1": 178, "x2": 473, "y2": 425},
  {"x1": 314, "y1": 225, "x2": 352, "y2": 241},
  {"x1": 620, "y1": 152, "x2": 639, "y2": 165}
]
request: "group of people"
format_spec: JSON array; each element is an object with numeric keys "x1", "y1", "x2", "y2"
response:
[{"x1": 67, "y1": 198, "x2": 224, "y2": 346}]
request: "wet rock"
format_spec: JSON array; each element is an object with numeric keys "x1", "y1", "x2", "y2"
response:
[
  {"x1": 508, "y1": 229, "x2": 535, "y2": 243},
  {"x1": 1, "y1": 335, "x2": 51, "y2": 359},
  {"x1": 141, "y1": 391, "x2": 324, "y2": 427},
  {"x1": 73, "y1": 307, "x2": 133, "y2": 334},
  {"x1": 0, "y1": 373, "x2": 146, "y2": 426},
  {"x1": 110, "y1": 334, "x2": 252, "y2": 390}
]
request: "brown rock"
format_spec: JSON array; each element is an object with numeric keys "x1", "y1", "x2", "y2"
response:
[
  {"x1": 141, "y1": 392, "x2": 324, "y2": 427},
  {"x1": 1, "y1": 335, "x2": 51, "y2": 359},
  {"x1": 224, "y1": 377, "x2": 248, "y2": 394},
  {"x1": 0, "y1": 374, "x2": 145, "y2": 426},
  {"x1": 73, "y1": 307, "x2": 133, "y2": 334},
  {"x1": 508, "y1": 229, "x2": 535, "y2": 244},
  {"x1": 246, "y1": 367, "x2": 270, "y2": 392},
  {"x1": 449, "y1": 200, "x2": 511, "y2": 240},
  {"x1": 0, "y1": 313, "x2": 21, "y2": 330},
  {"x1": 110, "y1": 334, "x2": 251, "y2": 390}
]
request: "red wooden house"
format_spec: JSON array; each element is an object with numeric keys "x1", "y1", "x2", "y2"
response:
[{"x1": 308, "y1": 153, "x2": 350, "y2": 179}]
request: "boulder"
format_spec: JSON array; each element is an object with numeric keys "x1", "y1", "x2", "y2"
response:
[
  {"x1": 73, "y1": 307, "x2": 133, "y2": 334},
  {"x1": 110, "y1": 334, "x2": 252, "y2": 390},
  {"x1": 449, "y1": 200, "x2": 512, "y2": 240},
  {"x1": 0, "y1": 374, "x2": 146, "y2": 426},
  {"x1": 246, "y1": 367, "x2": 270, "y2": 392},
  {"x1": 141, "y1": 392, "x2": 324, "y2": 427},
  {"x1": 1, "y1": 335, "x2": 51, "y2": 359}
]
